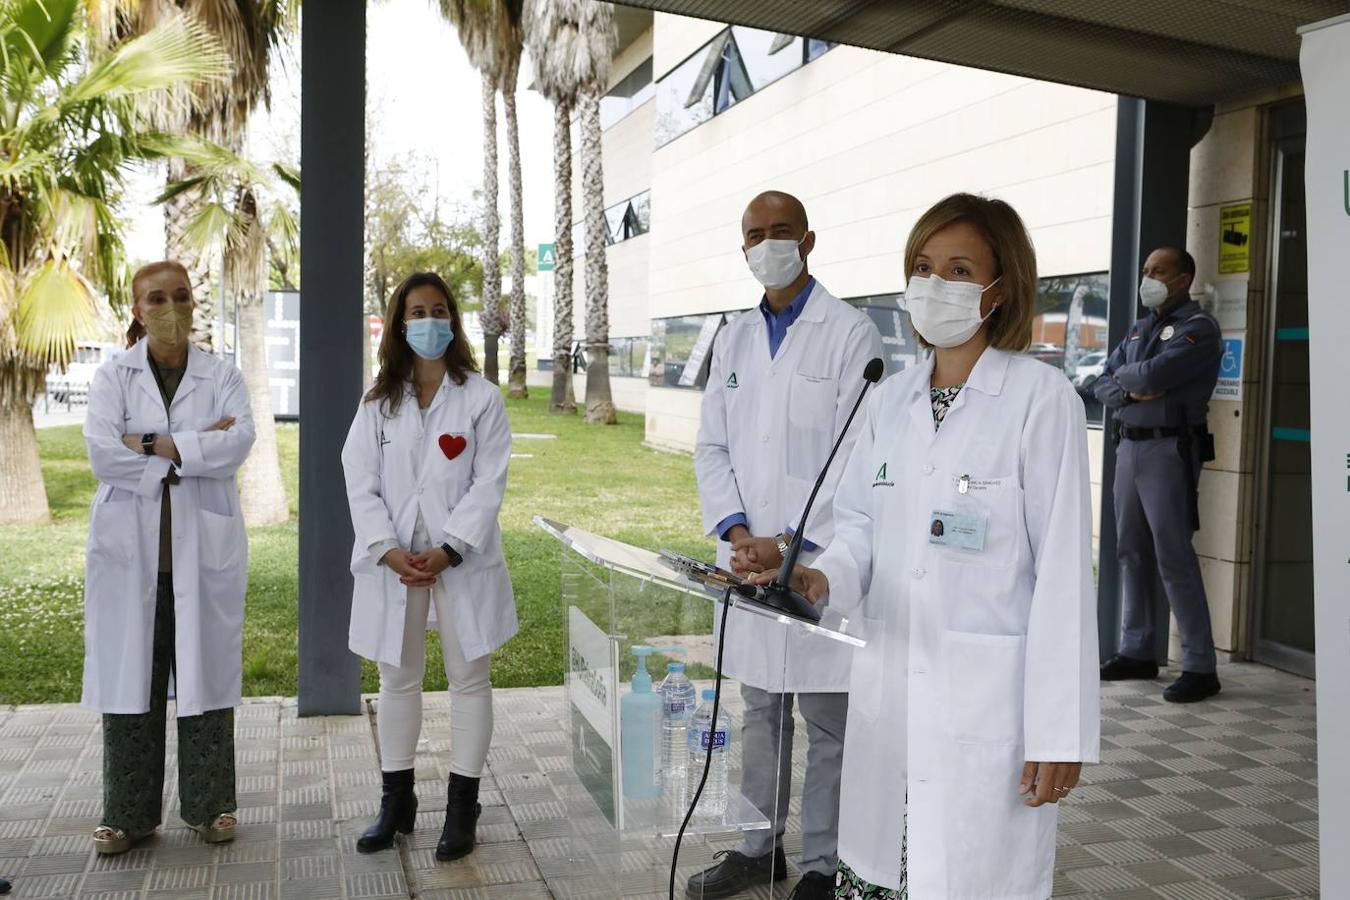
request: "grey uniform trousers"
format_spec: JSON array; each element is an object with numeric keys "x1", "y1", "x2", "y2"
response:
[
  {"x1": 737, "y1": 684, "x2": 847, "y2": 877},
  {"x1": 1114, "y1": 436, "x2": 1218, "y2": 673}
]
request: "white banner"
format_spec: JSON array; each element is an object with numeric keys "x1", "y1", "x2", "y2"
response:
[{"x1": 1300, "y1": 14, "x2": 1350, "y2": 895}]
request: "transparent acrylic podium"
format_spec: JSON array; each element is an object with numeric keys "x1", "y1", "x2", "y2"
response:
[{"x1": 535, "y1": 517, "x2": 866, "y2": 899}]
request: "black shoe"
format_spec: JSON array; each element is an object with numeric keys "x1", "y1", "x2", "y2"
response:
[
  {"x1": 435, "y1": 773, "x2": 482, "y2": 861},
  {"x1": 1100, "y1": 655, "x2": 1159, "y2": 681},
  {"x1": 685, "y1": 847, "x2": 788, "y2": 898},
  {"x1": 788, "y1": 871, "x2": 834, "y2": 899},
  {"x1": 1164, "y1": 671, "x2": 1221, "y2": 703},
  {"x1": 357, "y1": 769, "x2": 417, "y2": 853},
  {"x1": 0, "y1": 877, "x2": 11, "y2": 895}
]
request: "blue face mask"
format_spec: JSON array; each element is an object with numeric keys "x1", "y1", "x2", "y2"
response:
[{"x1": 405, "y1": 318, "x2": 453, "y2": 360}]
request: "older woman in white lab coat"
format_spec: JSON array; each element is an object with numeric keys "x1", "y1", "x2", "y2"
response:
[
  {"x1": 83, "y1": 261, "x2": 255, "y2": 855},
  {"x1": 342, "y1": 271, "x2": 517, "y2": 863},
  {"x1": 768, "y1": 194, "x2": 1099, "y2": 899}
]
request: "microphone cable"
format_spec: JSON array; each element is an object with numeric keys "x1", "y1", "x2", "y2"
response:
[{"x1": 668, "y1": 585, "x2": 734, "y2": 900}]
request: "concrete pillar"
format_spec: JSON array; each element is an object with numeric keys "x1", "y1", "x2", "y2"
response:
[{"x1": 297, "y1": 1, "x2": 366, "y2": 715}]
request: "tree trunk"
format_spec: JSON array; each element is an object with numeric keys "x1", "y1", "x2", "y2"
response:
[
  {"x1": 235, "y1": 280, "x2": 288, "y2": 527},
  {"x1": 0, "y1": 389, "x2": 51, "y2": 525},
  {"x1": 550, "y1": 98, "x2": 576, "y2": 414},
  {"x1": 165, "y1": 160, "x2": 217, "y2": 352},
  {"x1": 504, "y1": 67, "x2": 528, "y2": 400},
  {"x1": 579, "y1": 90, "x2": 616, "y2": 425},
  {"x1": 480, "y1": 73, "x2": 501, "y2": 385}
]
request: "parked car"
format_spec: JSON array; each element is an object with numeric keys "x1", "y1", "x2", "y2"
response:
[
  {"x1": 45, "y1": 341, "x2": 116, "y2": 404},
  {"x1": 1071, "y1": 350, "x2": 1107, "y2": 391}
]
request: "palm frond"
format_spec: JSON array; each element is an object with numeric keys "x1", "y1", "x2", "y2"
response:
[
  {"x1": 180, "y1": 199, "x2": 235, "y2": 257},
  {"x1": 272, "y1": 161, "x2": 299, "y2": 192},
  {"x1": 63, "y1": 15, "x2": 227, "y2": 106},
  {"x1": 16, "y1": 257, "x2": 99, "y2": 367}
]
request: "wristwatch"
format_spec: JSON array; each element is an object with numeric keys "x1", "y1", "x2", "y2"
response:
[
  {"x1": 141, "y1": 433, "x2": 157, "y2": 456},
  {"x1": 440, "y1": 542, "x2": 463, "y2": 568},
  {"x1": 774, "y1": 533, "x2": 790, "y2": 559}
]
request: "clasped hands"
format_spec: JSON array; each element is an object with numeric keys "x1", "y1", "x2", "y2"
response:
[
  {"x1": 380, "y1": 547, "x2": 453, "y2": 587},
  {"x1": 121, "y1": 415, "x2": 235, "y2": 462}
]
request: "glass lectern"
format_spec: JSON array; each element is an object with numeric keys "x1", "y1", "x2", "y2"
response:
[{"x1": 535, "y1": 517, "x2": 866, "y2": 899}]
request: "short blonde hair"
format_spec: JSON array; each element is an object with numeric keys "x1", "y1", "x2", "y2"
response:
[{"x1": 904, "y1": 193, "x2": 1037, "y2": 352}]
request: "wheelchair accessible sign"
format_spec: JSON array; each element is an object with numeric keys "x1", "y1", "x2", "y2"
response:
[{"x1": 1213, "y1": 335, "x2": 1243, "y2": 400}]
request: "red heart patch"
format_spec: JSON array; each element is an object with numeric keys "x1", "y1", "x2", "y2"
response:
[{"x1": 438, "y1": 434, "x2": 467, "y2": 460}]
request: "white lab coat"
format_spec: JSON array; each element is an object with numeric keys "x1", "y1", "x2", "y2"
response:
[
  {"x1": 694, "y1": 281, "x2": 882, "y2": 692},
  {"x1": 813, "y1": 348, "x2": 1100, "y2": 897},
  {"x1": 81, "y1": 341, "x2": 255, "y2": 717},
  {"x1": 341, "y1": 373, "x2": 518, "y2": 666}
]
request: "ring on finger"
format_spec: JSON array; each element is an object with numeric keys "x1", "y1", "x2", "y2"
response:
[{"x1": 1053, "y1": 786, "x2": 1070, "y2": 795}]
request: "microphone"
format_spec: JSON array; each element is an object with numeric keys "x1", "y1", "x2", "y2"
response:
[{"x1": 732, "y1": 356, "x2": 885, "y2": 624}]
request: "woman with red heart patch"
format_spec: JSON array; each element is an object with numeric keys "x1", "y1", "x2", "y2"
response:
[{"x1": 341, "y1": 272, "x2": 519, "y2": 863}]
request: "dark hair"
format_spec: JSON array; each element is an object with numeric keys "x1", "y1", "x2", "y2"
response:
[
  {"x1": 1158, "y1": 245, "x2": 1197, "y2": 279},
  {"x1": 365, "y1": 272, "x2": 479, "y2": 416},
  {"x1": 127, "y1": 260, "x2": 191, "y2": 347}
]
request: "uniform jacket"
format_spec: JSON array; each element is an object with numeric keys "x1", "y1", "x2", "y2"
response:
[{"x1": 1093, "y1": 298, "x2": 1222, "y2": 428}]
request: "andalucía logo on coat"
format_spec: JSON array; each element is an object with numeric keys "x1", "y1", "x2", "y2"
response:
[
  {"x1": 726, "y1": 372, "x2": 739, "y2": 388},
  {"x1": 873, "y1": 462, "x2": 894, "y2": 488}
]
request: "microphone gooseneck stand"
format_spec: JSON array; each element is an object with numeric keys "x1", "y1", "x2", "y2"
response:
[{"x1": 667, "y1": 357, "x2": 884, "y2": 899}]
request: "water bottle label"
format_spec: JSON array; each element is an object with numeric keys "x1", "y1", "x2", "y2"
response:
[
  {"x1": 699, "y1": 729, "x2": 728, "y2": 751},
  {"x1": 665, "y1": 701, "x2": 687, "y2": 715}
]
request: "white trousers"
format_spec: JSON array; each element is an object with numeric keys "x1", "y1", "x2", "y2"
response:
[{"x1": 376, "y1": 581, "x2": 494, "y2": 776}]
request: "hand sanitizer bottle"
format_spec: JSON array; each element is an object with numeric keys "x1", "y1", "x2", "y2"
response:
[{"x1": 620, "y1": 646, "x2": 663, "y2": 799}]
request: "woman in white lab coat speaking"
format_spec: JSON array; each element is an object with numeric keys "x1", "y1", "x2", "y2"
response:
[
  {"x1": 765, "y1": 194, "x2": 1099, "y2": 899},
  {"x1": 342, "y1": 271, "x2": 517, "y2": 862},
  {"x1": 83, "y1": 261, "x2": 256, "y2": 855}
]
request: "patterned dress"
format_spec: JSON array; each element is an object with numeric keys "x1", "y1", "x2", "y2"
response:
[{"x1": 833, "y1": 383, "x2": 964, "y2": 899}]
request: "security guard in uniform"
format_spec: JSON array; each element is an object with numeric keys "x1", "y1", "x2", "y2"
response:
[{"x1": 1095, "y1": 246, "x2": 1224, "y2": 703}]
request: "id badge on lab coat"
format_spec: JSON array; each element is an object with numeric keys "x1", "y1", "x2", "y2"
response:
[{"x1": 928, "y1": 509, "x2": 987, "y2": 551}]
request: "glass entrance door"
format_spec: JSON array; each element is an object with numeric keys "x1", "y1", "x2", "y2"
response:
[{"x1": 1252, "y1": 103, "x2": 1314, "y2": 677}]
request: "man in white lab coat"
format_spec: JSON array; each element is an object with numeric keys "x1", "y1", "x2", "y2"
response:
[{"x1": 691, "y1": 191, "x2": 882, "y2": 899}]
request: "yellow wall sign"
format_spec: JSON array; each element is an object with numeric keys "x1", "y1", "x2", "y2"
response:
[{"x1": 1219, "y1": 203, "x2": 1252, "y2": 274}]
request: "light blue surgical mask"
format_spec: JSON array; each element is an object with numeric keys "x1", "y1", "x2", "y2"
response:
[{"x1": 405, "y1": 318, "x2": 453, "y2": 359}]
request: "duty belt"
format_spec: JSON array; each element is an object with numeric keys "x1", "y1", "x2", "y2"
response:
[{"x1": 1117, "y1": 425, "x2": 1188, "y2": 441}]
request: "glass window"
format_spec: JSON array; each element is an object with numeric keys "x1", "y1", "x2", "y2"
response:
[
  {"x1": 607, "y1": 337, "x2": 650, "y2": 377},
  {"x1": 1033, "y1": 271, "x2": 1109, "y2": 426},
  {"x1": 843, "y1": 294, "x2": 921, "y2": 381},
  {"x1": 600, "y1": 57, "x2": 655, "y2": 130},
  {"x1": 805, "y1": 38, "x2": 835, "y2": 62},
  {"x1": 654, "y1": 41, "x2": 717, "y2": 147},
  {"x1": 649, "y1": 313, "x2": 725, "y2": 389},
  {"x1": 656, "y1": 28, "x2": 835, "y2": 148},
  {"x1": 573, "y1": 190, "x2": 651, "y2": 254},
  {"x1": 731, "y1": 27, "x2": 802, "y2": 92}
]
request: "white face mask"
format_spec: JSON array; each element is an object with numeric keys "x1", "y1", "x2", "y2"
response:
[
  {"x1": 902, "y1": 274, "x2": 1001, "y2": 349},
  {"x1": 745, "y1": 237, "x2": 805, "y2": 290},
  {"x1": 1138, "y1": 276, "x2": 1170, "y2": 309}
]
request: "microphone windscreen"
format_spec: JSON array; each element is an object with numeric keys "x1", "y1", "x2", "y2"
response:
[{"x1": 864, "y1": 357, "x2": 885, "y2": 383}]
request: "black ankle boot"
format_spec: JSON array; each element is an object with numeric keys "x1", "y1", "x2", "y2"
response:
[
  {"x1": 435, "y1": 773, "x2": 481, "y2": 861},
  {"x1": 357, "y1": 769, "x2": 417, "y2": 853}
]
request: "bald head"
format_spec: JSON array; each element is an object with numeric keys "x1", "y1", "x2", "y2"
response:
[{"x1": 742, "y1": 191, "x2": 810, "y2": 244}]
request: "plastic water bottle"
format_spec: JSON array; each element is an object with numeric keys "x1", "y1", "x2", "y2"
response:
[
  {"x1": 659, "y1": 663, "x2": 696, "y2": 802},
  {"x1": 687, "y1": 688, "x2": 731, "y2": 818}
]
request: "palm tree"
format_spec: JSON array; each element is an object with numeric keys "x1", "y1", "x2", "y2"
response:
[
  {"x1": 163, "y1": 148, "x2": 298, "y2": 526},
  {"x1": 437, "y1": 0, "x2": 525, "y2": 389},
  {"x1": 88, "y1": 0, "x2": 295, "y2": 351},
  {"x1": 575, "y1": 1, "x2": 616, "y2": 424},
  {"x1": 524, "y1": 0, "x2": 596, "y2": 414},
  {"x1": 0, "y1": 1, "x2": 225, "y2": 526}
]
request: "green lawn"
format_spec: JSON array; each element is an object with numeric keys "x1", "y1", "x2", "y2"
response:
[{"x1": 0, "y1": 392, "x2": 715, "y2": 704}]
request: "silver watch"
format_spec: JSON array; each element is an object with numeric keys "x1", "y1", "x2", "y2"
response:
[{"x1": 774, "y1": 533, "x2": 790, "y2": 558}]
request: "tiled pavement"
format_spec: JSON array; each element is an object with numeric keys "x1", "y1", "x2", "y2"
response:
[{"x1": 0, "y1": 662, "x2": 1322, "y2": 899}]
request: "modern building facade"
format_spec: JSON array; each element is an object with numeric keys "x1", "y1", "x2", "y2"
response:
[{"x1": 546, "y1": 5, "x2": 1318, "y2": 688}]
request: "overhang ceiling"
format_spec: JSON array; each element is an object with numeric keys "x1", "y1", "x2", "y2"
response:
[{"x1": 611, "y1": 0, "x2": 1350, "y2": 106}]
